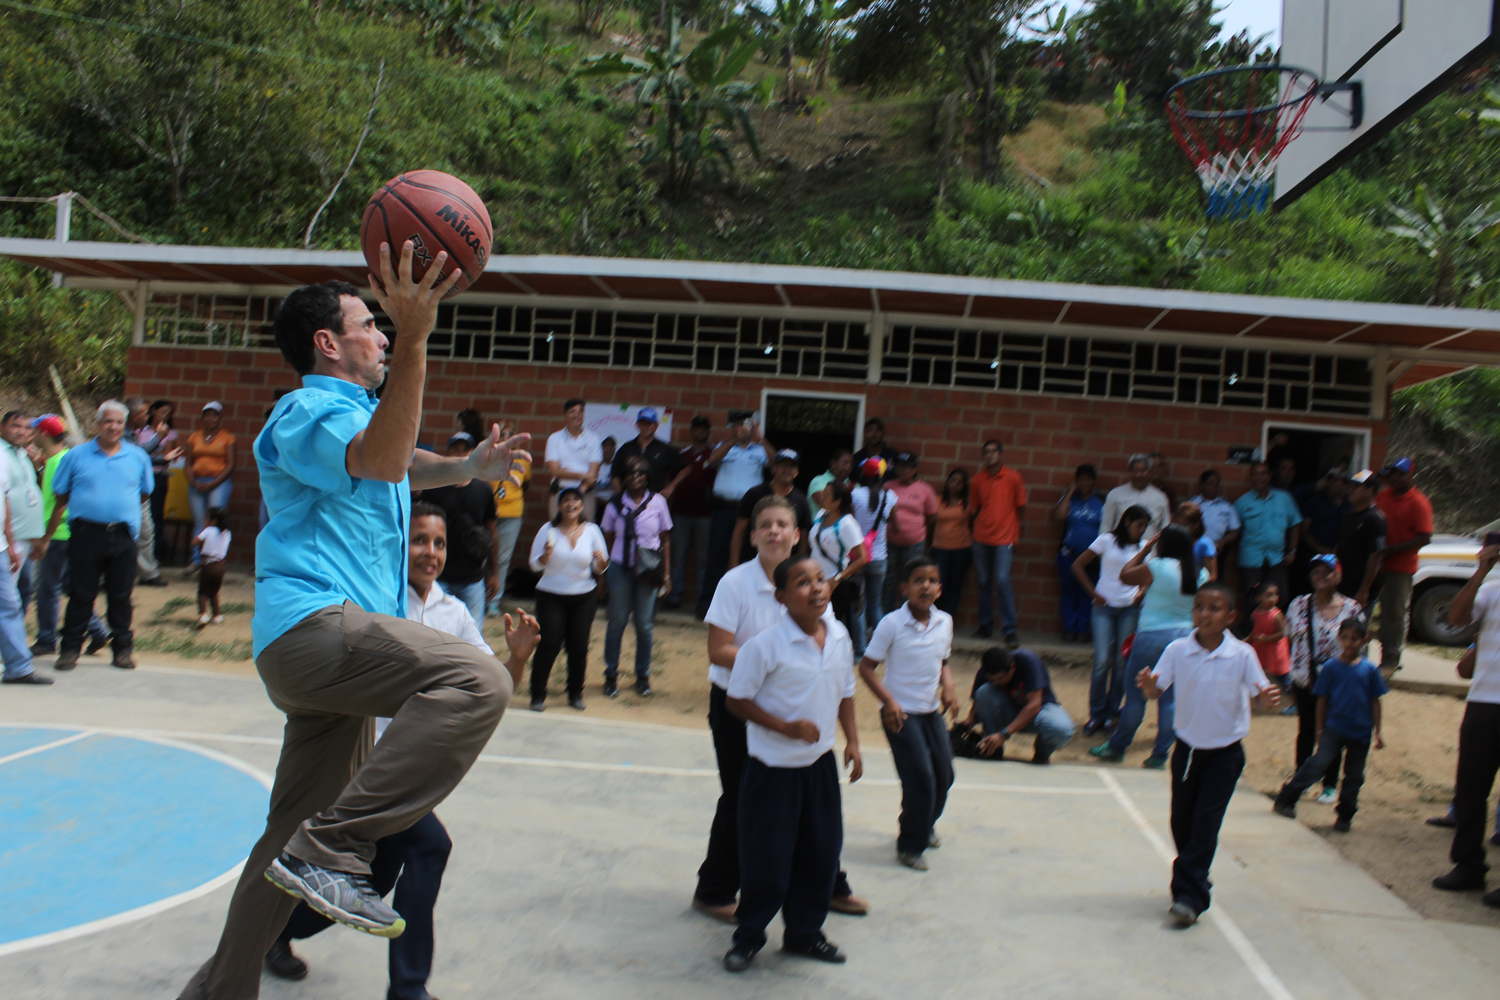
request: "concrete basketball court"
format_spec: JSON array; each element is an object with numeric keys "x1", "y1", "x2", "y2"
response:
[{"x1": 3, "y1": 663, "x2": 1496, "y2": 1000}]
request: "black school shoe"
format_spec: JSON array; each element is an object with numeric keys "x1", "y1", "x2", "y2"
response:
[
  {"x1": 783, "y1": 938, "x2": 846, "y2": 963},
  {"x1": 1432, "y1": 866, "x2": 1488, "y2": 892},
  {"x1": 2, "y1": 671, "x2": 54, "y2": 685},
  {"x1": 635, "y1": 677, "x2": 653, "y2": 698},
  {"x1": 264, "y1": 938, "x2": 308, "y2": 980},
  {"x1": 723, "y1": 943, "x2": 758, "y2": 972},
  {"x1": 603, "y1": 677, "x2": 619, "y2": 698}
]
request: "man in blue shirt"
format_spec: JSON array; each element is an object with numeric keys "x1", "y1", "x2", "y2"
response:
[
  {"x1": 1233, "y1": 461, "x2": 1301, "y2": 609},
  {"x1": 177, "y1": 243, "x2": 530, "y2": 1000},
  {"x1": 697, "y1": 413, "x2": 774, "y2": 617},
  {"x1": 43, "y1": 400, "x2": 153, "y2": 671},
  {"x1": 1050, "y1": 463, "x2": 1104, "y2": 641}
]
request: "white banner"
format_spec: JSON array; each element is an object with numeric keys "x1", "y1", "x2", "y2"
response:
[{"x1": 584, "y1": 403, "x2": 674, "y2": 448}]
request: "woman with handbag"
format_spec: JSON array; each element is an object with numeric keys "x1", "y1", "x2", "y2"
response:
[
  {"x1": 810, "y1": 481, "x2": 869, "y2": 650},
  {"x1": 527, "y1": 487, "x2": 609, "y2": 712},
  {"x1": 1286, "y1": 554, "x2": 1365, "y2": 804},
  {"x1": 601, "y1": 458, "x2": 673, "y2": 699}
]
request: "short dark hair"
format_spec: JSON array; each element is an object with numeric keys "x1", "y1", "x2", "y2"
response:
[
  {"x1": 563, "y1": 398, "x2": 585, "y2": 412},
  {"x1": 690, "y1": 415, "x2": 712, "y2": 429},
  {"x1": 830, "y1": 446, "x2": 853, "y2": 462},
  {"x1": 1338, "y1": 617, "x2": 1369, "y2": 639},
  {"x1": 902, "y1": 554, "x2": 939, "y2": 582},
  {"x1": 2, "y1": 410, "x2": 26, "y2": 424},
  {"x1": 456, "y1": 408, "x2": 483, "y2": 440},
  {"x1": 864, "y1": 417, "x2": 884, "y2": 431},
  {"x1": 773, "y1": 554, "x2": 820, "y2": 591},
  {"x1": 272, "y1": 281, "x2": 360, "y2": 375},
  {"x1": 980, "y1": 646, "x2": 1014, "y2": 675},
  {"x1": 1199, "y1": 468, "x2": 1220, "y2": 484},
  {"x1": 1198, "y1": 580, "x2": 1237, "y2": 610},
  {"x1": 1250, "y1": 461, "x2": 1270, "y2": 474},
  {"x1": 982, "y1": 438, "x2": 1003, "y2": 451},
  {"x1": 412, "y1": 501, "x2": 446, "y2": 522},
  {"x1": 1075, "y1": 463, "x2": 1097, "y2": 479},
  {"x1": 206, "y1": 506, "x2": 230, "y2": 527}
]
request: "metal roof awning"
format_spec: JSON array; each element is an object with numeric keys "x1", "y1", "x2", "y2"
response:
[{"x1": 3, "y1": 236, "x2": 1495, "y2": 389}]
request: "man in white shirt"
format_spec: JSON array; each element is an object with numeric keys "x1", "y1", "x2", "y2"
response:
[
  {"x1": 544, "y1": 397, "x2": 602, "y2": 522},
  {"x1": 1, "y1": 409, "x2": 44, "y2": 608},
  {"x1": 1433, "y1": 543, "x2": 1500, "y2": 908},
  {"x1": 1139, "y1": 581, "x2": 1279, "y2": 927},
  {"x1": 266, "y1": 501, "x2": 539, "y2": 990},
  {"x1": 1188, "y1": 467, "x2": 1242, "y2": 556},
  {"x1": 1101, "y1": 453, "x2": 1171, "y2": 535}
]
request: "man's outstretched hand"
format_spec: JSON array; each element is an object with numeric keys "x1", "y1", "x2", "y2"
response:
[
  {"x1": 368, "y1": 240, "x2": 462, "y2": 341},
  {"x1": 467, "y1": 425, "x2": 532, "y2": 487}
]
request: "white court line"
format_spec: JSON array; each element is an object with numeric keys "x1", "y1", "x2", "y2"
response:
[
  {"x1": 1096, "y1": 769, "x2": 1299, "y2": 1000},
  {"x1": 0, "y1": 729, "x2": 96, "y2": 765}
]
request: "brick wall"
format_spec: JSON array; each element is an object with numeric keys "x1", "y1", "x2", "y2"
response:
[{"x1": 126, "y1": 346, "x2": 1388, "y2": 635}]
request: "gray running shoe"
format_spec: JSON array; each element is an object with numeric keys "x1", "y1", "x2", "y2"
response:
[{"x1": 265, "y1": 853, "x2": 405, "y2": 938}]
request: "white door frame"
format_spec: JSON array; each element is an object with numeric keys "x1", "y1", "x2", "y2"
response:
[
  {"x1": 759, "y1": 389, "x2": 868, "y2": 452},
  {"x1": 1260, "y1": 420, "x2": 1372, "y2": 472}
]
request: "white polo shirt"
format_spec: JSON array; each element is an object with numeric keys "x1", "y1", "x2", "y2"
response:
[
  {"x1": 544, "y1": 427, "x2": 603, "y2": 490},
  {"x1": 704, "y1": 557, "x2": 836, "y2": 690},
  {"x1": 1465, "y1": 582, "x2": 1500, "y2": 705},
  {"x1": 377, "y1": 583, "x2": 495, "y2": 739},
  {"x1": 1152, "y1": 631, "x2": 1269, "y2": 750},
  {"x1": 863, "y1": 604, "x2": 952, "y2": 715},
  {"x1": 727, "y1": 613, "x2": 855, "y2": 768}
]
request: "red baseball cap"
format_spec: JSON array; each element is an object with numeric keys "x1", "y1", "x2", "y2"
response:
[{"x1": 30, "y1": 415, "x2": 66, "y2": 439}]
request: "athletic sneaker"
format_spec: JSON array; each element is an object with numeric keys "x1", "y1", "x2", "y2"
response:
[
  {"x1": 265, "y1": 853, "x2": 406, "y2": 938},
  {"x1": 1088, "y1": 743, "x2": 1125, "y2": 763},
  {"x1": 211, "y1": 615, "x2": 224, "y2": 625},
  {"x1": 2, "y1": 671, "x2": 54, "y2": 685},
  {"x1": 603, "y1": 677, "x2": 619, "y2": 698},
  {"x1": 1141, "y1": 755, "x2": 1168, "y2": 770},
  {"x1": 1316, "y1": 787, "x2": 1339, "y2": 805},
  {"x1": 897, "y1": 850, "x2": 928, "y2": 871},
  {"x1": 1169, "y1": 901, "x2": 1198, "y2": 927}
]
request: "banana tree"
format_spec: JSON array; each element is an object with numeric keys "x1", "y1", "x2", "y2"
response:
[
  {"x1": 577, "y1": 18, "x2": 769, "y2": 201},
  {"x1": 1386, "y1": 186, "x2": 1500, "y2": 306}
]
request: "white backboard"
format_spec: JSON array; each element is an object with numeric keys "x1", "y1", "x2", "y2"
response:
[{"x1": 1274, "y1": 0, "x2": 1497, "y2": 207}]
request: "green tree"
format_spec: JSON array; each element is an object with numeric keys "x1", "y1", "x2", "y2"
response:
[
  {"x1": 1079, "y1": 0, "x2": 1220, "y2": 105},
  {"x1": 1385, "y1": 186, "x2": 1500, "y2": 306}
]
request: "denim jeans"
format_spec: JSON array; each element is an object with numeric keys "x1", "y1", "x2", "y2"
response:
[
  {"x1": 669, "y1": 513, "x2": 711, "y2": 605},
  {"x1": 33, "y1": 540, "x2": 109, "y2": 649},
  {"x1": 0, "y1": 562, "x2": 34, "y2": 679},
  {"x1": 604, "y1": 561, "x2": 656, "y2": 679},
  {"x1": 188, "y1": 479, "x2": 232, "y2": 564},
  {"x1": 884, "y1": 543, "x2": 926, "y2": 612},
  {"x1": 973, "y1": 683, "x2": 1076, "y2": 758},
  {"x1": 1089, "y1": 602, "x2": 1140, "y2": 725},
  {"x1": 972, "y1": 542, "x2": 1017, "y2": 635},
  {"x1": 485, "y1": 517, "x2": 524, "y2": 616},
  {"x1": 444, "y1": 579, "x2": 486, "y2": 630},
  {"x1": 932, "y1": 546, "x2": 971, "y2": 617},
  {"x1": 1057, "y1": 548, "x2": 1094, "y2": 635},
  {"x1": 884, "y1": 711, "x2": 955, "y2": 854},
  {"x1": 1108, "y1": 626, "x2": 1191, "y2": 757},
  {"x1": 861, "y1": 559, "x2": 887, "y2": 640},
  {"x1": 14, "y1": 554, "x2": 32, "y2": 616}
]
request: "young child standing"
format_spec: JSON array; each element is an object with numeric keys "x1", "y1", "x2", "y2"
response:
[
  {"x1": 723, "y1": 555, "x2": 863, "y2": 972},
  {"x1": 858, "y1": 556, "x2": 958, "y2": 871},
  {"x1": 1248, "y1": 582, "x2": 1291, "y2": 690},
  {"x1": 1138, "y1": 581, "x2": 1280, "y2": 928},
  {"x1": 195, "y1": 506, "x2": 231, "y2": 627},
  {"x1": 1273, "y1": 618, "x2": 1387, "y2": 831}
]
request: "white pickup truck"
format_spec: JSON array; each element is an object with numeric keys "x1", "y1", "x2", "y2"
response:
[{"x1": 1409, "y1": 528, "x2": 1499, "y2": 646}]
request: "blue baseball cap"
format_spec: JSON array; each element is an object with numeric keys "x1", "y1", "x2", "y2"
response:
[
  {"x1": 1309, "y1": 554, "x2": 1342, "y2": 574},
  {"x1": 1380, "y1": 457, "x2": 1413, "y2": 475},
  {"x1": 636, "y1": 407, "x2": 659, "y2": 423}
]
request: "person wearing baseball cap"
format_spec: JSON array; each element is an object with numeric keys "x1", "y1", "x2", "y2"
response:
[
  {"x1": 1373, "y1": 457, "x2": 1432, "y2": 674},
  {"x1": 610, "y1": 406, "x2": 686, "y2": 496},
  {"x1": 665, "y1": 415, "x2": 717, "y2": 611},
  {"x1": 729, "y1": 448, "x2": 811, "y2": 568},
  {"x1": 28, "y1": 416, "x2": 110, "y2": 663},
  {"x1": 182, "y1": 400, "x2": 237, "y2": 571},
  {"x1": 1334, "y1": 470, "x2": 1387, "y2": 608}
]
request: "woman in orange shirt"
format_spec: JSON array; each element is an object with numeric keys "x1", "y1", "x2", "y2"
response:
[
  {"x1": 932, "y1": 468, "x2": 973, "y2": 617},
  {"x1": 182, "y1": 401, "x2": 237, "y2": 569}
]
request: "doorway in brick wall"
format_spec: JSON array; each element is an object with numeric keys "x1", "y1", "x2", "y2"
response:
[
  {"x1": 1261, "y1": 422, "x2": 1371, "y2": 497},
  {"x1": 760, "y1": 391, "x2": 866, "y2": 494}
]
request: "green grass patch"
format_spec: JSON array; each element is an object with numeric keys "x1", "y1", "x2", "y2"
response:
[{"x1": 133, "y1": 629, "x2": 254, "y2": 662}]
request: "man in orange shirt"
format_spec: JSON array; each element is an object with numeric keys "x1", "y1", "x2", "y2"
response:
[
  {"x1": 969, "y1": 439, "x2": 1026, "y2": 646},
  {"x1": 1373, "y1": 457, "x2": 1433, "y2": 675}
]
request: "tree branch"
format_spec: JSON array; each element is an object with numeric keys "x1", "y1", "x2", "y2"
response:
[{"x1": 304, "y1": 60, "x2": 386, "y2": 249}]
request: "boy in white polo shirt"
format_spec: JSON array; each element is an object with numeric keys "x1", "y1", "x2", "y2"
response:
[
  {"x1": 723, "y1": 554, "x2": 863, "y2": 972},
  {"x1": 859, "y1": 555, "x2": 958, "y2": 871},
  {"x1": 1138, "y1": 581, "x2": 1280, "y2": 928}
]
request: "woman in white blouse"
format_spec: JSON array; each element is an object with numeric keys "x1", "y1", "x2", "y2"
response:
[
  {"x1": 527, "y1": 487, "x2": 608, "y2": 712},
  {"x1": 810, "y1": 481, "x2": 869, "y2": 650}
]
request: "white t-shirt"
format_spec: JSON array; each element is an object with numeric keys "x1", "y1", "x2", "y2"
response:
[
  {"x1": 704, "y1": 557, "x2": 838, "y2": 690},
  {"x1": 862, "y1": 604, "x2": 953, "y2": 715},
  {"x1": 1088, "y1": 533, "x2": 1142, "y2": 607},
  {"x1": 727, "y1": 613, "x2": 856, "y2": 768},
  {"x1": 379, "y1": 582, "x2": 495, "y2": 739},
  {"x1": 810, "y1": 513, "x2": 864, "y2": 579},
  {"x1": 1101, "y1": 483, "x2": 1171, "y2": 535},
  {"x1": 1465, "y1": 581, "x2": 1500, "y2": 705},
  {"x1": 1152, "y1": 632, "x2": 1269, "y2": 749},
  {"x1": 850, "y1": 486, "x2": 897, "y2": 561},
  {"x1": 544, "y1": 427, "x2": 603, "y2": 490},
  {"x1": 195, "y1": 526, "x2": 231, "y2": 563},
  {"x1": 528, "y1": 522, "x2": 608, "y2": 596}
]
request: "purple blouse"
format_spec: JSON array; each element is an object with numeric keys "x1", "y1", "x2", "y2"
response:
[{"x1": 601, "y1": 491, "x2": 674, "y2": 566}]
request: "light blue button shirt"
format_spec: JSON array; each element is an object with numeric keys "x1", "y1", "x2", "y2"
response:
[
  {"x1": 712, "y1": 443, "x2": 768, "y2": 502},
  {"x1": 251, "y1": 375, "x2": 410, "y2": 657},
  {"x1": 50, "y1": 439, "x2": 153, "y2": 538},
  {"x1": 1188, "y1": 494, "x2": 1241, "y2": 543},
  {"x1": 1234, "y1": 488, "x2": 1301, "y2": 569}
]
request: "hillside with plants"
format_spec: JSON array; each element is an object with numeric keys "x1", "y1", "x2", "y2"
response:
[{"x1": 1, "y1": 0, "x2": 1498, "y2": 525}]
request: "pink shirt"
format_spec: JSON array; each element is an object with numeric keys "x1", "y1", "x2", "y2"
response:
[
  {"x1": 600, "y1": 491, "x2": 674, "y2": 567},
  {"x1": 883, "y1": 479, "x2": 939, "y2": 547}
]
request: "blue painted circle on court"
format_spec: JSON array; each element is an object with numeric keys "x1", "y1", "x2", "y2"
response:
[{"x1": 0, "y1": 726, "x2": 267, "y2": 947}]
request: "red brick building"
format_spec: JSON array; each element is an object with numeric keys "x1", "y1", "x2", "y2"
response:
[{"x1": 5, "y1": 238, "x2": 1496, "y2": 635}]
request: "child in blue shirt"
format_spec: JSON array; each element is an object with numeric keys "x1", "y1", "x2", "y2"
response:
[{"x1": 1273, "y1": 617, "x2": 1387, "y2": 831}]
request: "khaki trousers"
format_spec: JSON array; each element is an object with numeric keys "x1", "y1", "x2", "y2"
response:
[
  {"x1": 177, "y1": 602, "x2": 511, "y2": 1000},
  {"x1": 1377, "y1": 572, "x2": 1414, "y2": 670}
]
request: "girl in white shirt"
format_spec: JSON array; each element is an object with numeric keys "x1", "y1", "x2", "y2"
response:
[
  {"x1": 1071, "y1": 504, "x2": 1150, "y2": 735},
  {"x1": 527, "y1": 487, "x2": 608, "y2": 712},
  {"x1": 195, "y1": 506, "x2": 231, "y2": 627},
  {"x1": 810, "y1": 481, "x2": 868, "y2": 651}
]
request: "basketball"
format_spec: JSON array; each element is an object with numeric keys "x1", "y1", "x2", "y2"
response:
[{"x1": 360, "y1": 170, "x2": 492, "y2": 296}]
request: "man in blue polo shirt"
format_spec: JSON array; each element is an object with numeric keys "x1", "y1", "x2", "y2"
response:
[
  {"x1": 1234, "y1": 460, "x2": 1301, "y2": 609},
  {"x1": 45, "y1": 400, "x2": 153, "y2": 671},
  {"x1": 697, "y1": 412, "x2": 774, "y2": 616},
  {"x1": 176, "y1": 243, "x2": 530, "y2": 1000}
]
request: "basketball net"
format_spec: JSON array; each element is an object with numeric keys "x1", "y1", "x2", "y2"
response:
[{"x1": 1165, "y1": 66, "x2": 1319, "y2": 219}]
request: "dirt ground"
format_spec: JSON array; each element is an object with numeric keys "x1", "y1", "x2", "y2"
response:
[{"x1": 56, "y1": 573, "x2": 1499, "y2": 929}]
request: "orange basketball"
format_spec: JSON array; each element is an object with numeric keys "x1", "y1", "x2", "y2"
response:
[{"x1": 360, "y1": 170, "x2": 492, "y2": 296}]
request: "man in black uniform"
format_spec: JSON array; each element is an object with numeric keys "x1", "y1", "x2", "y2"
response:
[
  {"x1": 1335, "y1": 469, "x2": 1387, "y2": 608},
  {"x1": 610, "y1": 407, "x2": 687, "y2": 495},
  {"x1": 420, "y1": 433, "x2": 499, "y2": 627},
  {"x1": 728, "y1": 449, "x2": 812, "y2": 566}
]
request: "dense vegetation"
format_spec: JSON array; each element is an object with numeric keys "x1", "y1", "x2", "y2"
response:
[{"x1": 0, "y1": 0, "x2": 1497, "y2": 523}]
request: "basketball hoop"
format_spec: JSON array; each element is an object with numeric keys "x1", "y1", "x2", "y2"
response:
[{"x1": 1164, "y1": 64, "x2": 1324, "y2": 219}]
